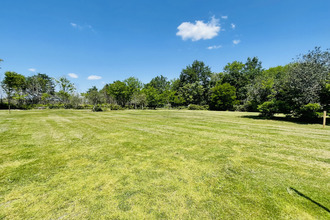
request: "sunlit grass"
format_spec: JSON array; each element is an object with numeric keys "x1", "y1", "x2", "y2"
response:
[{"x1": 0, "y1": 109, "x2": 329, "y2": 219}]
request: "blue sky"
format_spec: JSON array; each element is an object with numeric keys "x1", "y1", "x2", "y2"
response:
[{"x1": 1, "y1": 0, "x2": 330, "y2": 92}]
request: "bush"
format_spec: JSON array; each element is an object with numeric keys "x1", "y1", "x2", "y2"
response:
[
  {"x1": 82, "y1": 104, "x2": 93, "y2": 109},
  {"x1": 297, "y1": 103, "x2": 321, "y2": 120},
  {"x1": 17, "y1": 104, "x2": 33, "y2": 110},
  {"x1": 234, "y1": 104, "x2": 248, "y2": 112},
  {"x1": 188, "y1": 104, "x2": 208, "y2": 110},
  {"x1": 48, "y1": 104, "x2": 65, "y2": 109},
  {"x1": 73, "y1": 105, "x2": 84, "y2": 109},
  {"x1": 33, "y1": 104, "x2": 48, "y2": 109},
  {"x1": 93, "y1": 105, "x2": 103, "y2": 112},
  {"x1": 0, "y1": 102, "x2": 10, "y2": 109},
  {"x1": 258, "y1": 100, "x2": 278, "y2": 117},
  {"x1": 176, "y1": 106, "x2": 187, "y2": 110},
  {"x1": 0, "y1": 102, "x2": 33, "y2": 110},
  {"x1": 109, "y1": 104, "x2": 123, "y2": 110}
]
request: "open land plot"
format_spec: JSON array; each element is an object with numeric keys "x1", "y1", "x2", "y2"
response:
[{"x1": 0, "y1": 109, "x2": 329, "y2": 219}]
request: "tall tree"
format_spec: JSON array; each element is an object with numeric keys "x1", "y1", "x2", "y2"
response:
[
  {"x1": 0, "y1": 59, "x2": 4, "y2": 102},
  {"x1": 210, "y1": 83, "x2": 238, "y2": 110},
  {"x1": 145, "y1": 75, "x2": 171, "y2": 107},
  {"x1": 179, "y1": 60, "x2": 212, "y2": 105},
  {"x1": 131, "y1": 92, "x2": 147, "y2": 109},
  {"x1": 243, "y1": 57, "x2": 263, "y2": 81},
  {"x1": 245, "y1": 65, "x2": 288, "y2": 111},
  {"x1": 26, "y1": 73, "x2": 55, "y2": 104},
  {"x1": 222, "y1": 61, "x2": 246, "y2": 102},
  {"x1": 100, "y1": 84, "x2": 113, "y2": 104},
  {"x1": 178, "y1": 82, "x2": 204, "y2": 105},
  {"x1": 124, "y1": 77, "x2": 143, "y2": 105},
  {"x1": 284, "y1": 47, "x2": 330, "y2": 114},
  {"x1": 222, "y1": 57, "x2": 263, "y2": 104},
  {"x1": 1, "y1": 71, "x2": 26, "y2": 112},
  {"x1": 147, "y1": 75, "x2": 170, "y2": 93},
  {"x1": 86, "y1": 86, "x2": 102, "y2": 111},
  {"x1": 107, "y1": 80, "x2": 129, "y2": 107},
  {"x1": 143, "y1": 86, "x2": 160, "y2": 109},
  {"x1": 55, "y1": 77, "x2": 75, "y2": 104}
]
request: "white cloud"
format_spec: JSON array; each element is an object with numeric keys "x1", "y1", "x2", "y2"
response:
[
  {"x1": 207, "y1": 45, "x2": 222, "y2": 50},
  {"x1": 176, "y1": 16, "x2": 221, "y2": 41},
  {"x1": 70, "y1": 22, "x2": 95, "y2": 32},
  {"x1": 87, "y1": 75, "x2": 102, "y2": 80},
  {"x1": 231, "y1": 23, "x2": 236, "y2": 29},
  {"x1": 68, "y1": 73, "x2": 78, "y2": 79},
  {"x1": 70, "y1": 23, "x2": 78, "y2": 28},
  {"x1": 233, "y1": 39, "x2": 241, "y2": 45},
  {"x1": 221, "y1": 16, "x2": 228, "y2": 19},
  {"x1": 28, "y1": 68, "x2": 36, "y2": 72}
]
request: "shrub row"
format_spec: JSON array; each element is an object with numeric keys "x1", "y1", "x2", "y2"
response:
[{"x1": 187, "y1": 104, "x2": 209, "y2": 110}]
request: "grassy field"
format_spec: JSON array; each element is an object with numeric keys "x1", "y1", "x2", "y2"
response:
[{"x1": 0, "y1": 109, "x2": 329, "y2": 219}]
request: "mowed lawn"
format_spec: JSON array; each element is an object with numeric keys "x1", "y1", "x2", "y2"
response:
[{"x1": 0, "y1": 110, "x2": 329, "y2": 219}]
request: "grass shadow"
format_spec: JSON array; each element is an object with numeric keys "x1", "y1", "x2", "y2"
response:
[
  {"x1": 241, "y1": 115, "x2": 329, "y2": 126},
  {"x1": 289, "y1": 187, "x2": 330, "y2": 213}
]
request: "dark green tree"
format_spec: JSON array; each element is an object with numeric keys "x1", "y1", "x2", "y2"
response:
[
  {"x1": 245, "y1": 66, "x2": 288, "y2": 111},
  {"x1": 222, "y1": 61, "x2": 246, "y2": 101},
  {"x1": 210, "y1": 83, "x2": 238, "y2": 110},
  {"x1": 147, "y1": 75, "x2": 170, "y2": 93},
  {"x1": 243, "y1": 57, "x2": 263, "y2": 81},
  {"x1": 145, "y1": 75, "x2": 171, "y2": 107},
  {"x1": 124, "y1": 77, "x2": 143, "y2": 104},
  {"x1": 86, "y1": 86, "x2": 102, "y2": 111},
  {"x1": 107, "y1": 80, "x2": 129, "y2": 107},
  {"x1": 100, "y1": 84, "x2": 114, "y2": 104},
  {"x1": 223, "y1": 57, "x2": 263, "y2": 105},
  {"x1": 178, "y1": 82, "x2": 204, "y2": 105},
  {"x1": 179, "y1": 60, "x2": 212, "y2": 105},
  {"x1": 143, "y1": 86, "x2": 160, "y2": 109}
]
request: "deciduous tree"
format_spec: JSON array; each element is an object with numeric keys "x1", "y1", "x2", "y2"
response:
[
  {"x1": 1, "y1": 71, "x2": 26, "y2": 112},
  {"x1": 210, "y1": 83, "x2": 238, "y2": 110}
]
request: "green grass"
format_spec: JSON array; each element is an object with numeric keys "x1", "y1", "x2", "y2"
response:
[{"x1": 0, "y1": 109, "x2": 329, "y2": 219}]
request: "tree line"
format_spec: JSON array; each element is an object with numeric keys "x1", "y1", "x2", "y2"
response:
[{"x1": 1, "y1": 47, "x2": 329, "y2": 119}]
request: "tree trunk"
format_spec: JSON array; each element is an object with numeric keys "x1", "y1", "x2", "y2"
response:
[{"x1": 8, "y1": 99, "x2": 11, "y2": 114}]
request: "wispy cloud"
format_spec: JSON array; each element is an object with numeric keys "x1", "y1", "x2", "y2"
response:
[
  {"x1": 231, "y1": 23, "x2": 236, "y2": 29},
  {"x1": 233, "y1": 39, "x2": 241, "y2": 45},
  {"x1": 70, "y1": 22, "x2": 95, "y2": 32},
  {"x1": 68, "y1": 73, "x2": 78, "y2": 79},
  {"x1": 207, "y1": 45, "x2": 222, "y2": 50},
  {"x1": 28, "y1": 68, "x2": 36, "y2": 72},
  {"x1": 70, "y1": 22, "x2": 78, "y2": 28},
  {"x1": 87, "y1": 75, "x2": 102, "y2": 80},
  {"x1": 221, "y1": 16, "x2": 228, "y2": 19},
  {"x1": 176, "y1": 16, "x2": 221, "y2": 41}
]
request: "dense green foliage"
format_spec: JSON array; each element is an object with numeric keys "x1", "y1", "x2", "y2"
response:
[
  {"x1": 210, "y1": 83, "x2": 237, "y2": 110},
  {"x1": 1, "y1": 110, "x2": 329, "y2": 219},
  {"x1": 1, "y1": 47, "x2": 329, "y2": 119}
]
